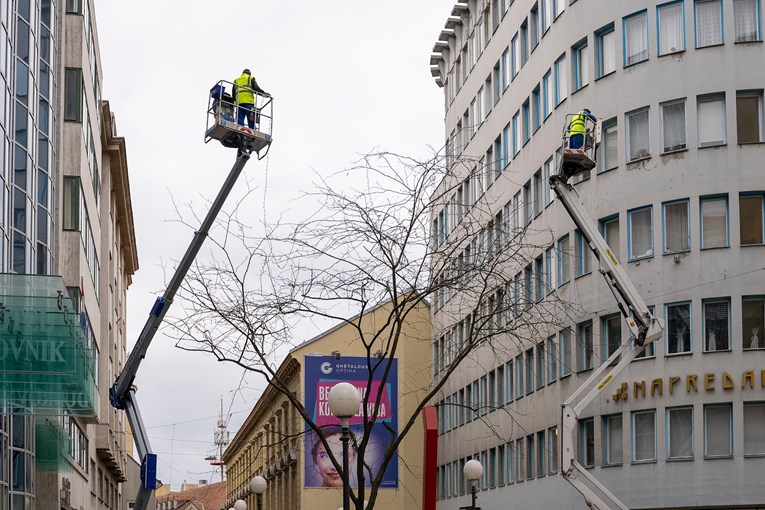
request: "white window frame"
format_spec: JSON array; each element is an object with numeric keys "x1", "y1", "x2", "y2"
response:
[
  {"x1": 700, "y1": 195, "x2": 729, "y2": 249},
  {"x1": 628, "y1": 205, "x2": 654, "y2": 261},
  {"x1": 626, "y1": 107, "x2": 651, "y2": 162},
  {"x1": 704, "y1": 403, "x2": 733, "y2": 458},
  {"x1": 631, "y1": 409, "x2": 657, "y2": 463},
  {"x1": 603, "y1": 413, "x2": 623, "y2": 465},
  {"x1": 743, "y1": 402, "x2": 765, "y2": 456},
  {"x1": 702, "y1": 298, "x2": 730, "y2": 352},
  {"x1": 660, "y1": 98, "x2": 688, "y2": 153},
  {"x1": 736, "y1": 90, "x2": 764, "y2": 144},
  {"x1": 695, "y1": 0, "x2": 724, "y2": 48},
  {"x1": 662, "y1": 199, "x2": 691, "y2": 254},
  {"x1": 665, "y1": 301, "x2": 693, "y2": 355},
  {"x1": 666, "y1": 406, "x2": 694, "y2": 460},
  {"x1": 596, "y1": 24, "x2": 616, "y2": 77},
  {"x1": 658, "y1": 1, "x2": 686, "y2": 55},
  {"x1": 697, "y1": 93, "x2": 727, "y2": 147},
  {"x1": 623, "y1": 10, "x2": 649, "y2": 67},
  {"x1": 733, "y1": 0, "x2": 762, "y2": 42},
  {"x1": 554, "y1": 54, "x2": 567, "y2": 105}
]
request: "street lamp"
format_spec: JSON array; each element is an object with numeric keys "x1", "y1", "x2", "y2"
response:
[
  {"x1": 233, "y1": 500, "x2": 247, "y2": 510},
  {"x1": 327, "y1": 382, "x2": 362, "y2": 510},
  {"x1": 463, "y1": 459, "x2": 483, "y2": 510},
  {"x1": 249, "y1": 475, "x2": 268, "y2": 510}
]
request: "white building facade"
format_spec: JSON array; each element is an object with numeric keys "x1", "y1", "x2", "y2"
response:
[{"x1": 430, "y1": 0, "x2": 765, "y2": 508}]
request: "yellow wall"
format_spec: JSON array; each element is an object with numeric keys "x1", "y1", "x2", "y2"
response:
[{"x1": 223, "y1": 297, "x2": 431, "y2": 510}]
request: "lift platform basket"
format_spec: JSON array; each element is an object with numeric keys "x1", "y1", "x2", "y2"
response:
[{"x1": 205, "y1": 80, "x2": 273, "y2": 159}]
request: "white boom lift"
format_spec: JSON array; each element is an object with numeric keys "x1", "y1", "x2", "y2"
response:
[
  {"x1": 550, "y1": 114, "x2": 664, "y2": 510},
  {"x1": 109, "y1": 81, "x2": 273, "y2": 510}
]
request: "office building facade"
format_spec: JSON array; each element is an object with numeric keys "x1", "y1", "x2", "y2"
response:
[
  {"x1": 430, "y1": 0, "x2": 765, "y2": 508},
  {"x1": 0, "y1": 0, "x2": 138, "y2": 508}
]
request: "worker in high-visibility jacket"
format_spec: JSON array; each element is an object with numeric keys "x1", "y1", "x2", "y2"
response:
[
  {"x1": 568, "y1": 109, "x2": 597, "y2": 149},
  {"x1": 233, "y1": 69, "x2": 267, "y2": 129}
]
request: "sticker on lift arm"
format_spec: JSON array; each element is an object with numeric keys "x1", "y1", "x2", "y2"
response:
[{"x1": 606, "y1": 248, "x2": 619, "y2": 266}]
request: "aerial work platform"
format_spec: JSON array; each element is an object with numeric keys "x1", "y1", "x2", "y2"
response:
[
  {"x1": 205, "y1": 80, "x2": 273, "y2": 158},
  {"x1": 557, "y1": 113, "x2": 600, "y2": 180}
]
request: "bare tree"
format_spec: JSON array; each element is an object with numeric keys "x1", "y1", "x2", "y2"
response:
[{"x1": 166, "y1": 149, "x2": 577, "y2": 509}]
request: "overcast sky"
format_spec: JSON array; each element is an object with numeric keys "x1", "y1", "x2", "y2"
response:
[{"x1": 96, "y1": 0, "x2": 453, "y2": 491}]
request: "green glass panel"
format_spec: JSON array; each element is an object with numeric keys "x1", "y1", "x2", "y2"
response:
[{"x1": 35, "y1": 418, "x2": 70, "y2": 471}]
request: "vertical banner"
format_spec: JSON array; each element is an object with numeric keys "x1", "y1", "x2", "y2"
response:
[{"x1": 304, "y1": 356, "x2": 398, "y2": 488}]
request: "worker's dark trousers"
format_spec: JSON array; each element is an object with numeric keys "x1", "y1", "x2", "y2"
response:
[
  {"x1": 238, "y1": 103, "x2": 255, "y2": 129},
  {"x1": 569, "y1": 134, "x2": 584, "y2": 149}
]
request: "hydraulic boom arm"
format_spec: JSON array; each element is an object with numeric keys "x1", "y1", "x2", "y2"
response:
[
  {"x1": 110, "y1": 148, "x2": 252, "y2": 510},
  {"x1": 550, "y1": 163, "x2": 663, "y2": 509}
]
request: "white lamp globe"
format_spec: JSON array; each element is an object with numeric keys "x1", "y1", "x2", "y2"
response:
[
  {"x1": 463, "y1": 459, "x2": 483, "y2": 482},
  {"x1": 249, "y1": 475, "x2": 267, "y2": 495},
  {"x1": 233, "y1": 500, "x2": 247, "y2": 510},
  {"x1": 327, "y1": 382, "x2": 361, "y2": 419}
]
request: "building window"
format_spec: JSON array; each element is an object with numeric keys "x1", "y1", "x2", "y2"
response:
[
  {"x1": 64, "y1": 68, "x2": 83, "y2": 122},
  {"x1": 497, "y1": 444, "x2": 506, "y2": 485},
  {"x1": 736, "y1": 90, "x2": 764, "y2": 143},
  {"x1": 663, "y1": 199, "x2": 690, "y2": 253},
  {"x1": 557, "y1": 234, "x2": 570, "y2": 285},
  {"x1": 667, "y1": 407, "x2": 694, "y2": 460},
  {"x1": 596, "y1": 118, "x2": 618, "y2": 173},
  {"x1": 703, "y1": 299, "x2": 730, "y2": 351},
  {"x1": 536, "y1": 341, "x2": 545, "y2": 389},
  {"x1": 546, "y1": 335, "x2": 557, "y2": 383},
  {"x1": 532, "y1": 85, "x2": 541, "y2": 131},
  {"x1": 704, "y1": 404, "x2": 732, "y2": 458},
  {"x1": 533, "y1": 169, "x2": 542, "y2": 216},
  {"x1": 511, "y1": 33, "x2": 520, "y2": 78},
  {"x1": 542, "y1": 0, "x2": 553, "y2": 33},
  {"x1": 701, "y1": 196, "x2": 729, "y2": 248},
  {"x1": 523, "y1": 180, "x2": 532, "y2": 225},
  {"x1": 63, "y1": 176, "x2": 81, "y2": 231},
  {"x1": 493, "y1": 63, "x2": 501, "y2": 104},
  {"x1": 535, "y1": 255, "x2": 544, "y2": 303},
  {"x1": 626, "y1": 107, "x2": 650, "y2": 161},
  {"x1": 603, "y1": 414, "x2": 623, "y2": 465},
  {"x1": 66, "y1": 0, "x2": 82, "y2": 14},
  {"x1": 742, "y1": 296, "x2": 765, "y2": 349},
  {"x1": 632, "y1": 409, "x2": 657, "y2": 462},
  {"x1": 734, "y1": 0, "x2": 762, "y2": 41},
  {"x1": 573, "y1": 39, "x2": 589, "y2": 91},
  {"x1": 666, "y1": 302, "x2": 692, "y2": 354},
  {"x1": 530, "y1": 3, "x2": 540, "y2": 48},
  {"x1": 515, "y1": 354, "x2": 524, "y2": 399},
  {"x1": 542, "y1": 69, "x2": 553, "y2": 118},
  {"x1": 740, "y1": 194, "x2": 764, "y2": 245},
  {"x1": 577, "y1": 320, "x2": 593, "y2": 371},
  {"x1": 574, "y1": 230, "x2": 591, "y2": 276},
  {"x1": 545, "y1": 245, "x2": 555, "y2": 294},
  {"x1": 624, "y1": 11, "x2": 649, "y2": 66},
  {"x1": 560, "y1": 329, "x2": 572, "y2": 376},
  {"x1": 513, "y1": 111, "x2": 521, "y2": 156},
  {"x1": 544, "y1": 156, "x2": 555, "y2": 205},
  {"x1": 602, "y1": 215, "x2": 620, "y2": 261},
  {"x1": 697, "y1": 93, "x2": 727, "y2": 146},
  {"x1": 580, "y1": 418, "x2": 595, "y2": 467},
  {"x1": 521, "y1": 19, "x2": 529, "y2": 65},
  {"x1": 596, "y1": 23, "x2": 616, "y2": 77},
  {"x1": 525, "y1": 348, "x2": 534, "y2": 395},
  {"x1": 634, "y1": 306, "x2": 657, "y2": 358},
  {"x1": 536, "y1": 430, "x2": 546, "y2": 476},
  {"x1": 554, "y1": 54, "x2": 567, "y2": 105},
  {"x1": 501, "y1": 47, "x2": 510, "y2": 89},
  {"x1": 602, "y1": 314, "x2": 622, "y2": 361},
  {"x1": 523, "y1": 100, "x2": 531, "y2": 143},
  {"x1": 696, "y1": 0, "x2": 723, "y2": 47},
  {"x1": 744, "y1": 402, "x2": 765, "y2": 456},
  {"x1": 661, "y1": 99, "x2": 687, "y2": 152},
  {"x1": 526, "y1": 435, "x2": 535, "y2": 479},
  {"x1": 658, "y1": 1, "x2": 686, "y2": 55},
  {"x1": 548, "y1": 426, "x2": 559, "y2": 472},
  {"x1": 554, "y1": 0, "x2": 565, "y2": 18},
  {"x1": 628, "y1": 206, "x2": 653, "y2": 260}
]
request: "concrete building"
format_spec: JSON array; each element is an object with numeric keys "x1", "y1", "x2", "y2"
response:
[
  {"x1": 222, "y1": 298, "x2": 431, "y2": 510},
  {"x1": 430, "y1": 0, "x2": 765, "y2": 509},
  {"x1": 0, "y1": 0, "x2": 138, "y2": 509},
  {"x1": 155, "y1": 481, "x2": 225, "y2": 510}
]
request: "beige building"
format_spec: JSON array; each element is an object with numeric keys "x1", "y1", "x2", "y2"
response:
[{"x1": 222, "y1": 298, "x2": 431, "y2": 510}]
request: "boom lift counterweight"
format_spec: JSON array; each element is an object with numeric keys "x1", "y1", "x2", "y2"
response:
[
  {"x1": 551, "y1": 114, "x2": 663, "y2": 510},
  {"x1": 110, "y1": 84, "x2": 273, "y2": 510}
]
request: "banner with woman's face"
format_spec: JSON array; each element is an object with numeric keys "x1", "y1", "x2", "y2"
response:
[{"x1": 304, "y1": 356, "x2": 399, "y2": 489}]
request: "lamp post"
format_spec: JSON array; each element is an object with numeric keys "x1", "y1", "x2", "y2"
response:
[
  {"x1": 463, "y1": 459, "x2": 483, "y2": 510},
  {"x1": 249, "y1": 475, "x2": 267, "y2": 510},
  {"x1": 327, "y1": 382, "x2": 362, "y2": 510},
  {"x1": 233, "y1": 499, "x2": 247, "y2": 510}
]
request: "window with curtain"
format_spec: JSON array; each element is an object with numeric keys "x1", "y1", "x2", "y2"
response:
[
  {"x1": 513, "y1": 112, "x2": 521, "y2": 156},
  {"x1": 632, "y1": 410, "x2": 656, "y2": 462},
  {"x1": 697, "y1": 94, "x2": 726, "y2": 146},
  {"x1": 661, "y1": 99, "x2": 687, "y2": 152},
  {"x1": 525, "y1": 348, "x2": 534, "y2": 395},
  {"x1": 543, "y1": 69, "x2": 553, "y2": 117},
  {"x1": 577, "y1": 320, "x2": 593, "y2": 371},
  {"x1": 526, "y1": 435, "x2": 535, "y2": 479},
  {"x1": 532, "y1": 86, "x2": 541, "y2": 131},
  {"x1": 744, "y1": 403, "x2": 765, "y2": 455},
  {"x1": 734, "y1": 0, "x2": 761, "y2": 41},
  {"x1": 668, "y1": 407, "x2": 694, "y2": 459},
  {"x1": 546, "y1": 335, "x2": 557, "y2": 382},
  {"x1": 516, "y1": 354, "x2": 524, "y2": 398},
  {"x1": 704, "y1": 299, "x2": 730, "y2": 351},
  {"x1": 705, "y1": 404, "x2": 732, "y2": 457},
  {"x1": 506, "y1": 442, "x2": 514, "y2": 482},
  {"x1": 664, "y1": 200, "x2": 690, "y2": 253},
  {"x1": 740, "y1": 195, "x2": 764, "y2": 244},
  {"x1": 523, "y1": 100, "x2": 531, "y2": 142},
  {"x1": 531, "y1": 4, "x2": 540, "y2": 47},
  {"x1": 497, "y1": 444, "x2": 505, "y2": 485},
  {"x1": 548, "y1": 426, "x2": 559, "y2": 472},
  {"x1": 555, "y1": 54, "x2": 567, "y2": 104},
  {"x1": 542, "y1": 0, "x2": 553, "y2": 31},
  {"x1": 511, "y1": 34, "x2": 520, "y2": 77},
  {"x1": 545, "y1": 157, "x2": 556, "y2": 204},
  {"x1": 736, "y1": 91, "x2": 764, "y2": 143},
  {"x1": 536, "y1": 341, "x2": 545, "y2": 389},
  {"x1": 602, "y1": 216, "x2": 620, "y2": 260},
  {"x1": 696, "y1": 0, "x2": 723, "y2": 47},
  {"x1": 575, "y1": 42, "x2": 589, "y2": 89},
  {"x1": 62, "y1": 176, "x2": 81, "y2": 231},
  {"x1": 626, "y1": 107, "x2": 650, "y2": 160},
  {"x1": 599, "y1": 119, "x2": 618, "y2": 172},
  {"x1": 603, "y1": 314, "x2": 621, "y2": 361},
  {"x1": 743, "y1": 297, "x2": 765, "y2": 349},
  {"x1": 575, "y1": 229, "x2": 591, "y2": 276},
  {"x1": 603, "y1": 414, "x2": 623, "y2": 464},
  {"x1": 599, "y1": 27, "x2": 616, "y2": 76},
  {"x1": 659, "y1": 2, "x2": 686, "y2": 54},
  {"x1": 545, "y1": 247, "x2": 555, "y2": 293},
  {"x1": 624, "y1": 11, "x2": 649, "y2": 65},
  {"x1": 667, "y1": 302, "x2": 692, "y2": 354},
  {"x1": 629, "y1": 206, "x2": 653, "y2": 260},
  {"x1": 701, "y1": 196, "x2": 728, "y2": 248},
  {"x1": 554, "y1": 0, "x2": 565, "y2": 18}
]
